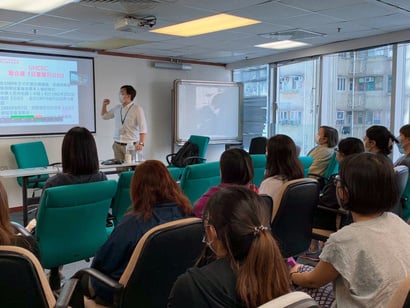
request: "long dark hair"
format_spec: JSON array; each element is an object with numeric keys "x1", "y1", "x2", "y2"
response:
[
  {"x1": 62, "y1": 126, "x2": 99, "y2": 175},
  {"x1": 202, "y1": 186, "x2": 290, "y2": 307},
  {"x1": 265, "y1": 134, "x2": 303, "y2": 180}
]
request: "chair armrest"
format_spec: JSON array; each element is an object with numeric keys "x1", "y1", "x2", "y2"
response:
[
  {"x1": 11, "y1": 221, "x2": 32, "y2": 236},
  {"x1": 54, "y1": 278, "x2": 81, "y2": 308},
  {"x1": 183, "y1": 156, "x2": 207, "y2": 164},
  {"x1": 316, "y1": 205, "x2": 348, "y2": 216},
  {"x1": 72, "y1": 268, "x2": 123, "y2": 293}
]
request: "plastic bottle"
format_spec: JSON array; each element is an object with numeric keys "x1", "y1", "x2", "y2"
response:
[{"x1": 126, "y1": 143, "x2": 136, "y2": 162}]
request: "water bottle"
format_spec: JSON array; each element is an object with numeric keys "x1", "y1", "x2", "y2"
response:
[
  {"x1": 137, "y1": 149, "x2": 143, "y2": 162},
  {"x1": 126, "y1": 143, "x2": 136, "y2": 162}
]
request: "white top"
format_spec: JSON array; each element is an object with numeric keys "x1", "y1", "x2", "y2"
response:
[
  {"x1": 320, "y1": 212, "x2": 410, "y2": 308},
  {"x1": 102, "y1": 102, "x2": 147, "y2": 143},
  {"x1": 259, "y1": 176, "x2": 285, "y2": 200}
]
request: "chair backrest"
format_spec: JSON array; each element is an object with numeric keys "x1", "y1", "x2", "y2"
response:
[
  {"x1": 251, "y1": 154, "x2": 266, "y2": 187},
  {"x1": 10, "y1": 141, "x2": 50, "y2": 187},
  {"x1": 0, "y1": 246, "x2": 56, "y2": 308},
  {"x1": 36, "y1": 180, "x2": 117, "y2": 269},
  {"x1": 118, "y1": 217, "x2": 204, "y2": 308},
  {"x1": 188, "y1": 135, "x2": 210, "y2": 159},
  {"x1": 111, "y1": 171, "x2": 134, "y2": 225},
  {"x1": 323, "y1": 152, "x2": 339, "y2": 180},
  {"x1": 299, "y1": 156, "x2": 313, "y2": 177},
  {"x1": 168, "y1": 166, "x2": 184, "y2": 181},
  {"x1": 258, "y1": 291, "x2": 319, "y2": 308},
  {"x1": 272, "y1": 178, "x2": 320, "y2": 257},
  {"x1": 179, "y1": 161, "x2": 221, "y2": 204},
  {"x1": 388, "y1": 276, "x2": 410, "y2": 308},
  {"x1": 402, "y1": 172, "x2": 410, "y2": 221},
  {"x1": 391, "y1": 166, "x2": 409, "y2": 217},
  {"x1": 249, "y1": 137, "x2": 267, "y2": 154}
]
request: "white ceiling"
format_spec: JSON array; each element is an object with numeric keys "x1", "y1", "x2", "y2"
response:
[{"x1": 0, "y1": 0, "x2": 409, "y2": 65}]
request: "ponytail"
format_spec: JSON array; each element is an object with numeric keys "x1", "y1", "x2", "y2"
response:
[{"x1": 236, "y1": 230, "x2": 290, "y2": 307}]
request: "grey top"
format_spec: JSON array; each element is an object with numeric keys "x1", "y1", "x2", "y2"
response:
[{"x1": 320, "y1": 212, "x2": 410, "y2": 307}]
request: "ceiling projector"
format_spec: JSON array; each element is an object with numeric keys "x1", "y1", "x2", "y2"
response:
[{"x1": 115, "y1": 16, "x2": 157, "y2": 32}]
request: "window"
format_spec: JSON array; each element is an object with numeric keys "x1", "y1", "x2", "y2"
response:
[{"x1": 337, "y1": 77, "x2": 346, "y2": 91}]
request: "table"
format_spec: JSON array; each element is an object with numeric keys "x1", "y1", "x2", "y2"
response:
[{"x1": 0, "y1": 162, "x2": 139, "y2": 226}]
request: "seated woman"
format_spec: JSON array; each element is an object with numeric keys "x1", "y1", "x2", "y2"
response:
[
  {"x1": 304, "y1": 137, "x2": 365, "y2": 259},
  {"x1": 169, "y1": 186, "x2": 290, "y2": 307},
  {"x1": 259, "y1": 134, "x2": 304, "y2": 200},
  {"x1": 0, "y1": 181, "x2": 40, "y2": 260},
  {"x1": 364, "y1": 125, "x2": 397, "y2": 158},
  {"x1": 307, "y1": 125, "x2": 339, "y2": 177},
  {"x1": 43, "y1": 126, "x2": 107, "y2": 189},
  {"x1": 395, "y1": 124, "x2": 410, "y2": 169},
  {"x1": 193, "y1": 148, "x2": 258, "y2": 218},
  {"x1": 290, "y1": 153, "x2": 410, "y2": 307},
  {"x1": 90, "y1": 160, "x2": 193, "y2": 305}
]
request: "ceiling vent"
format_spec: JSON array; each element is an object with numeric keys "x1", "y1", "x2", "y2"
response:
[
  {"x1": 115, "y1": 15, "x2": 156, "y2": 32},
  {"x1": 259, "y1": 29, "x2": 326, "y2": 40}
]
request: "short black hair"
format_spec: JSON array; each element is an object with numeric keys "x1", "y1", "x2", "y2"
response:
[
  {"x1": 400, "y1": 124, "x2": 410, "y2": 138},
  {"x1": 220, "y1": 148, "x2": 254, "y2": 185},
  {"x1": 320, "y1": 125, "x2": 339, "y2": 147},
  {"x1": 121, "y1": 85, "x2": 137, "y2": 101},
  {"x1": 339, "y1": 153, "x2": 398, "y2": 214},
  {"x1": 338, "y1": 137, "x2": 365, "y2": 156}
]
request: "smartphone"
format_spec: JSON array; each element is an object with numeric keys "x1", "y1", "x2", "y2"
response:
[{"x1": 287, "y1": 257, "x2": 297, "y2": 268}]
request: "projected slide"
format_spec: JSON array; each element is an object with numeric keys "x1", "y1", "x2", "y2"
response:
[{"x1": 0, "y1": 51, "x2": 95, "y2": 136}]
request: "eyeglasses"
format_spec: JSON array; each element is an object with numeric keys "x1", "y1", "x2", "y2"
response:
[
  {"x1": 332, "y1": 175, "x2": 342, "y2": 186},
  {"x1": 334, "y1": 147, "x2": 339, "y2": 152}
]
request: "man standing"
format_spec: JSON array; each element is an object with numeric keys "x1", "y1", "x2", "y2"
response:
[{"x1": 101, "y1": 85, "x2": 147, "y2": 161}]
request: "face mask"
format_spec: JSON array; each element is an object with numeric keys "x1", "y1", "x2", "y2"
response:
[
  {"x1": 202, "y1": 235, "x2": 217, "y2": 254},
  {"x1": 315, "y1": 134, "x2": 321, "y2": 145},
  {"x1": 397, "y1": 142, "x2": 405, "y2": 154},
  {"x1": 119, "y1": 93, "x2": 125, "y2": 104}
]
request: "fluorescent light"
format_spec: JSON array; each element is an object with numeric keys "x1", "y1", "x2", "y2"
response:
[
  {"x1": 150, "y1": 14, "x2": 260, "y2": 37},
  {"x1": 255, "y1": 40, "x2": 309, "y2": 50},
  {"x1": 0, "y1": 0, "x2": 78, "y2": 14}
]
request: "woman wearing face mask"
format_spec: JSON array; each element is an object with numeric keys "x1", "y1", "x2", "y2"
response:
[
  {"x1": 307, "y1": 126, "x2": 339, "y2": 177},
  {"x1": 289, "y1": 153, "x2": 410, "y2": 307},
  {"x1": 394, "y1": 124, "x2": 410, "y2": 221},
  {"x1": 168, "y1": 186, "x2": 290, "y2": 308},
  {"x1": 364, "y1": 125, "x2": 397, "y2": 158}
]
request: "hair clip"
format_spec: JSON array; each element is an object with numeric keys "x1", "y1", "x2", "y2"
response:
[{"x1": 253, "y1": 225, "x2": 269, "y2": 236}]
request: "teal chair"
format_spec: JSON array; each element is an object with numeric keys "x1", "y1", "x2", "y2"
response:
[
  {"x1": 10, "y1": 141, "x2": 50, "y2": 188},
  {"x1": 251, "y1": 154, "x2": 266, "y2": 187},
  {"x1": 111, "y1": 171, "x2": 133, "y2": 226},
  {"x1": 35, "y1": 180, "x2": 117, "y2": 289},
  {"x1": 298, "y1": 156, "x2": 313, "y2": 177},
  {"x1": 167, "y1": 135, "x2": 211, "y2": 180},
  {"x1": 179, "y1": 161, "x2": 221, "y2": 204}
]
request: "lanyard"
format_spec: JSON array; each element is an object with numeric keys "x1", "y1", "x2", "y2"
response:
[{"x1": 120, "y1": 104, "x2": 133, "y2": 125}]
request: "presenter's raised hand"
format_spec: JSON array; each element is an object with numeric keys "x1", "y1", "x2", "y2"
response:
[{"x1": 103, "y1": 98, "x2": 110, "y2": 106}]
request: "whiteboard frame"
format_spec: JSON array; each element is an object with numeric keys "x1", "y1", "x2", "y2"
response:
[{"x1": 173, "y1": 79, "x2": 243, "y2": 145}]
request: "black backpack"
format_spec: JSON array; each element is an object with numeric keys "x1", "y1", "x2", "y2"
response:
[{"x1": 171, "y1": 141, "x2": 199, "y2": 167}]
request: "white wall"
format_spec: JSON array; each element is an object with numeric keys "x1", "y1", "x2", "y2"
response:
[{"x1": 1, "y1": 53, "x2": 230, "y2": 207}]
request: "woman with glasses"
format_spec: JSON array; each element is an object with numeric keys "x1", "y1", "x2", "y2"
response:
[
  {"x1": 302, "y1": 137, "x2": 365, "y2": 260},
  {"x1": 168, "y1": 186, "x2": 290, "y2": 308},
  {"x1": 290, "y1": 153, "x2": 410, "y2": 307}
]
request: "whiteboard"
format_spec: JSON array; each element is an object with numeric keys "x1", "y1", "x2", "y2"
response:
[{"x1": 173, "y1": 80, "x2": 243, "y2": 144}]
